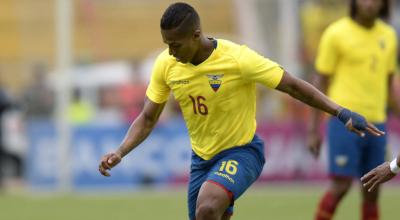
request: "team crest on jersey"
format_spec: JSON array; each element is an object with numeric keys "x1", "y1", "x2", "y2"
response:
[
  {"x1": 379, "y1": 39, "x2": 386, "y2": 50},
  {"x1": 335, "y1": 155, "x2": 348, "y2": 167},
  {"x1": 206, "y1": 74, "x2": 224, "y2": 92}
]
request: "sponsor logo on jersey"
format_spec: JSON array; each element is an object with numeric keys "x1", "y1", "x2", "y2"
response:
[
  {"x1": 206, "y1": 74, "x2": 224, "y2": 92},
  {"x1": 170, "y1": 80, "x2": 190, "y2": 85},
  {"x1": 213, "y1": 171, "x2": 235, "y2": 183}
]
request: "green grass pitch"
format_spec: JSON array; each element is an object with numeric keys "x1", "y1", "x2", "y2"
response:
[{"x1": 1, "y1": 184, "x2": 399, "y2": 220}]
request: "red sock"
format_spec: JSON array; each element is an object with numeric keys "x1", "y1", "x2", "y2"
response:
[
  {"x1": 315, "y1": 191, "x2": 339, "y2": 220},
  {"x1": 362, "y1": 201, "x2": 378, "y2": 220}
]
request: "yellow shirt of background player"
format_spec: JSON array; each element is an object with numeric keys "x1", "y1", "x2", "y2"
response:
[
  {"x1": 146, "y1": 39, "x2": 284, "y2": 160},
  {"x1": 316, "y1": 17, "x2": 398, "y2": 123}
]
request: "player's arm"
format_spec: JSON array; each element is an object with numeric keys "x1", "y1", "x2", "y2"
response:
[
  {"x1": 306, "y1": 72, "x2": 329, "y2": 158},
  {"x1": 275, "y1": 71, "x2": 384, "y2": 137},
  {"x1": 98, "y1": 97, "x2": 166, "y2": 177},
  {"x1": 361, "y1": 153, "x2": 400, "y2": 192},
  {"x1": 388, "y1": 73, "x2": 400, "y2": 116}
]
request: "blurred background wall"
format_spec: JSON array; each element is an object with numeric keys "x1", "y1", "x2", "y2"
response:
[
  {"x1": 0, "y1": 0, "x2": 399, "y2": 191},
  {"x1": 0, "y1": 0, "x2": 236, "y2": 92}
]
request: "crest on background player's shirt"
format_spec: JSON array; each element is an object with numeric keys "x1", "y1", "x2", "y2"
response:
[
  {"x1": 335, "y1": 155, "x2": 348, "y2": 167},
  {"x1": 206, "y1": 74, "x2": 224, "y2": 92},
  {"x1": 379, "y1": 39, "x2": 386, "y2": 50}
]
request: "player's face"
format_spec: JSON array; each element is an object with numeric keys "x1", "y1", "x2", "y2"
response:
[
  {"x1": 355, "y1": 0, "x2": 383, "y2": 20},
  {"x1": 161, "y1": 27, "x2": 200, "y2": 64}
]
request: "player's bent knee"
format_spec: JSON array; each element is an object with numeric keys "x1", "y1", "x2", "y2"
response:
[
  {"x1": 330, "y1": 177, "x2": 353, "y2": 198},
  {"x1": 195, "y1": 181, "x2": 232, "y2": 220},
  {"x1": 195, "y1": 195, "x2": 228, "y2": 220},
  {"x1": 362, "y1": 187, "x2": 379, "y2": 202},
  {"x1": 196, "y1": 203, "x2": 220, "y2": 220},
  {"x1": 332, "y1": 185, "x2": 351, "y2": 198}
]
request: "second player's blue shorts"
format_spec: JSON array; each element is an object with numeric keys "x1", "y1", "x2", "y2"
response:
[
  {"x1": 187, "y1": 134, "x2": 265, "y2": 220},
  {"x1": 327, "y1": 117, "x2": 387, "y2": 178}
]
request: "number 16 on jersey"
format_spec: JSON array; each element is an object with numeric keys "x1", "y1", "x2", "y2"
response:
[{"x1": 189, "y1": 95, "x2": 208, "y2": 115}]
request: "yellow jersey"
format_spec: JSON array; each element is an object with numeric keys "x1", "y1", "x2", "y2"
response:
[
  {"x1": 316, "y1": 17, "x2": 398, "y2": 123},
  {"x1": 146, "y1": 39, "x2": 284, "y2": 160}
]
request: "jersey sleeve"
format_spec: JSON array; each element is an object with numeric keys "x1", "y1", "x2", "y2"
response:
[
  {"x1": 315, "y1": 26, "x2": 339, "y2": 75},
  {"x1": 388, "y1": 30, "x2": 398, "y2": 74},
  {"x1": 145, "y1": 52, "x2": 171, "y2": 103},
  {"x1": 238, "y1": 46, "x2": 284, "y2": 89}
]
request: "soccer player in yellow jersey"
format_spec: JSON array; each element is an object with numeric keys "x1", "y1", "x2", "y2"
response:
[
  {"x1": 308, "y1": 0, "x2": 399, "y2": 220},
  {"x1": 98, "y1": 2, "x2": 384, "y2": 220}
]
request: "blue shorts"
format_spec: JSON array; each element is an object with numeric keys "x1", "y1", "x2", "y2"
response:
[
  {"x1": 187, "y1": 134, "x2": 265, "y2": 220},
  {"x1": 327, "y1": 117, "x2": 387, "y2": 178}
]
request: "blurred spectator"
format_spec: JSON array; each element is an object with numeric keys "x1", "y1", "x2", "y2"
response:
[
  {"x1": 300, "y1": 0, "x2": 346, "y2": 72},
  {"x1": 22, "y1": 63, "x2": 55, "y2": 119},
  {"x1": 394, "y1": 2, "x2": 400, "y2": 65},
  {"x1": 0, "y1": 84, "x2": 23, "y2": 190},
  {"x1": 96, "y1": 86, "x2": 123, "y2": 125},
  {"x1": 118, "y1": 63, "x2": 147, "y2": 123},
  {"x1": 68, "y1": 88, "x2": 94, "y2": 125}
]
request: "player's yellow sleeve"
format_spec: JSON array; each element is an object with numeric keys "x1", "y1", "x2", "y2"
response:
[
  {"x1": 146, "y1": 51, "x2": 171, "y2": 103},
  {"x1": 238, "y1": 46, "x2": 284, "y2": 88},
  {"x1": 388, "y1": 30, "x2": 398, "y2": 74},
  {"x1": 315, "y1": 27, "x2": 339, "y2": 75}
]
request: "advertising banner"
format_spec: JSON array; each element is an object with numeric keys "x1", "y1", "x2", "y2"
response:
[{"x1": 26, "y1": 117, "x2": 400, "y2": 189}]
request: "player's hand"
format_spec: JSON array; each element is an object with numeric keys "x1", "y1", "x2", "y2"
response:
[
  {"x1": 337, "y1": 108, "x2": 385, "y2": 137},
  {"x1": 307, "y1": 132, "x2": 322, "y2": 158},
  {"x1": 361, "y1": 162, "x2": 396, "y2": 192},
  {"x1": 98, "y1": 152, "x2": 122, "y2": 177}
]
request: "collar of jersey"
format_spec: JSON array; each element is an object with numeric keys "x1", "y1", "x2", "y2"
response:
[
  {"x1": 347, "y1": 16, "x2": 379, "y2": 33},
  {"x1": 184, "y1": 39, "x2": 219, "y2": 68}
]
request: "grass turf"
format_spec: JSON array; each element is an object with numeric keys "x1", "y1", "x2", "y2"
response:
[{"x1": 1, "y1": 184, "x2": 399, "y2": 220}]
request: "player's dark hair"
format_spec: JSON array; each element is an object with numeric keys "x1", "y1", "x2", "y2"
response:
[
  {"x1": 160, "y1": 2, "x2": 200, "y2": 31},
  {"x1": 350, "y1": 0, "x2": 390, "y2": 20}
]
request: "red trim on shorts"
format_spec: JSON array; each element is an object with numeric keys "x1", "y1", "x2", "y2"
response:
[{"x1": 206, "y1": 180, "x2": 234, "y2": 202}]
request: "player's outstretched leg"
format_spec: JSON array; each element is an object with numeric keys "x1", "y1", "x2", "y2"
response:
[
  {"x1": 361, "y1": 185, "x2": 380, "y2": 220},
  {"x1": 315, "y1": 177, "x2": 352, "y2": 220},
  {"x1": 195, "y1": 181, "x2": 232, "y2": 220}
]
